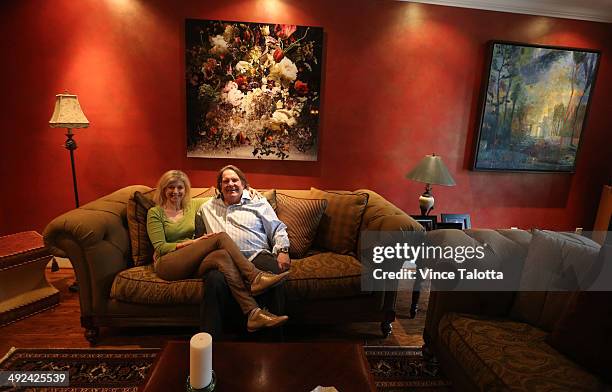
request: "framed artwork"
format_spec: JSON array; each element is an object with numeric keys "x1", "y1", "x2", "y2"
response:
[
  {"x1": 441, "y1": 213, "x2": 471, "y2": 229},
  {"x1": 185, "y1": 19, "x2": 324, "y2": 160},
  {"x1": 473, "y1": 41, "x2": 600, "y2": 172},
  {"x1": 436, "y1": 222, "x2": 464, "y2": 230},
  {"x1": 411, "y1": 215, "x2": 437, "y2": 231}
]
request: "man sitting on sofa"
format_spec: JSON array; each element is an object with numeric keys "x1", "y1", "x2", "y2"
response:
[{"x1": 195, "y1": 165, "x2": 290, "y2": 338}]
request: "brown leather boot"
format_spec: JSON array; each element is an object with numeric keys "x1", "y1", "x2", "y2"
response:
[
  {"x1": 250, "y1": 270, "x2": 290, "y2": 296},
  {"x1": 247, "y1": 308, "x2": 289, "y2": 332}
]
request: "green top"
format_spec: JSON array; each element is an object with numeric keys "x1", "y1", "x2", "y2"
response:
[{"x1": 147, "y1": 198, "x2": 208, "y2": 257}]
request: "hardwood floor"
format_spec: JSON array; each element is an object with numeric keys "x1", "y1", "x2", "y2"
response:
[{"x1": 0, "y1": 268, "x2": 427, "y2": 355}]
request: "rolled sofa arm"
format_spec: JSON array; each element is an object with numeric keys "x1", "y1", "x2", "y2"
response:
[
  {"x1": 358, "y1": 189, "x2": 425, "y2": 233},
  {"x1": 43, "y1": 185, "x2": 151, "y2": 316},
  {"x1": 357, "y1": 189, "x2": 424, "y2": 311}
]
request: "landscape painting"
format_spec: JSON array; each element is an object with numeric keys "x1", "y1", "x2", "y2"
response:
[
  {"x1": 473, "y1": 41, "x2": 600, "y2": 172},
  {"x1": 185, "y1": 19, "x2": 323, "y2": 161}
]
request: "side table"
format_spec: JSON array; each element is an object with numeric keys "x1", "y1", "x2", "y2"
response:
[
  {"x1": 408, "y1": 217, "x2": 463, "y2": 318},
  {"x1": 0, "y1": 231, "x2": 60, "y2": 326}
]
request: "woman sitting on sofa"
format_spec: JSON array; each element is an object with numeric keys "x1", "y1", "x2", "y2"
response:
[{"x1": 147, "y1": 169, "x2": 289, "y2": 332}]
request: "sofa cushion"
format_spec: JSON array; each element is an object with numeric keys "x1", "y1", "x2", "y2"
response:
[
  {"x1": 127, "y1": 190, "x2": 156, "y2": 266},
  {"x1": 438, "y1": 312, "x2": 606, "y2": 391},
  {"x1": 512, "y1": 229, "x2": 600, "y2": 331},
  {"x1": 286, "y1": 252, "x2": 364, "y2": 300},
  {"x1": 309, "y1": 188, "x2": 368, "y2": 255},
  {"x1": 110, "y1": 264, "x2": 203, "y2": 305},
  {"x1": 276, "y1": 193, "x2": 327, "y2": 258}
]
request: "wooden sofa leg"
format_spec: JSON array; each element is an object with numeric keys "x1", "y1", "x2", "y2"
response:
[
  {"x1": 380, "y1": 311, "x2": 395, "y2": 338},
  {"x1": 85, "y1": 327, "x2": 99, "y2": 345},
  {"x1": 380, "y1": 321, "x2": 393, "y2": 338},
  {"x1": 422, "y1": 343, "x2": 433, "y2": 360}
]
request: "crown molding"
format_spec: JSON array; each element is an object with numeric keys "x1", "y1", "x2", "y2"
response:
[{"x1": 405, "y1": 0, "x2": 612, "y2": 23}]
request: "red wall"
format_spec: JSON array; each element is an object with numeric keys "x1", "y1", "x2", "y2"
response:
[{"x1": 1, "y1": 0, "x2": 611, "y2": 235}]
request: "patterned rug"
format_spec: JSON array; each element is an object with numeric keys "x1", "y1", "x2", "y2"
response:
[
  {"x1": 0, "y1": 346, "x2": 450, "y2": 391},
  {"x1": 365, "y1": 346, "x2": 452, "y2": 391},
  {"x1": 0, "y1": 348, "x2": 159, "y2": 391}
]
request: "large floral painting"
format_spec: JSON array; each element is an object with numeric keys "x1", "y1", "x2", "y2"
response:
[
  {"x1": 185, "y1": 19, "x2": 323, "y2": 160},
  {"x1": 473, "y1": 41, "x2": 600, "y2": 172}
]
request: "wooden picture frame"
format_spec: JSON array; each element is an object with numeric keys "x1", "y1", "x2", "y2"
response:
[
  {"x1": 435, "y1": 222, "x2": 464, "y2": 230},
  {"x1": 411, "y1": 215, "x2": 437, "y2": 231},
  {"x1": 473, "y1": 41, "x2": 600, "y2": 173},
  {"x1": 440, "y1": 213, "x2": 471, "y2": 229}
]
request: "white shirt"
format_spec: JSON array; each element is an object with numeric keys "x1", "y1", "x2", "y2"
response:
[{"x1": 195, "y1": 190, "x2": 289, "y2": 260}]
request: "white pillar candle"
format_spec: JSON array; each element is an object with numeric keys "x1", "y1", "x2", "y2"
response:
[{"x1": 189, "y1": 332, "x2": 213, "y2": 389}]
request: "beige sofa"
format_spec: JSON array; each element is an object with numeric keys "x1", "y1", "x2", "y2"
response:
[
  {"x1": 424, "y1": 229, "x2": 610, "y2": 391},
  {"x1": 43, "y1": 185, "x2": 422, "y2": 343}
]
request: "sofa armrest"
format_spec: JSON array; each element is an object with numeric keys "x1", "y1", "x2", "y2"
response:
[
  {"x1": 43, "y1": 185, "x2": 151, "y2": 316},
  {"x1": 357, "y1": 189, "x2": 424, "y2": 232},
  {"x1": 355, "y1": 190, "x2": 424, "y2": 313}
]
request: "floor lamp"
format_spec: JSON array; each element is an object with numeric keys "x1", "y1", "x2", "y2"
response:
[{"x1": 49, "y1": 93, "x2": 89, "y2": 284}]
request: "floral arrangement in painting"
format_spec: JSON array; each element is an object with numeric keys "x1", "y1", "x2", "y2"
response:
[{"x1": 185, "y1": 19, "x2": 323, "y2": 160}]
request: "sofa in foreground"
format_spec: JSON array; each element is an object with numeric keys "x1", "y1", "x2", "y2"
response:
[
  {"x1": 423, "y1": 228, "x2": 611, "y2": 391},
  {"x1": 43, "y1": 185, "x2": 422, "y2": 343}
]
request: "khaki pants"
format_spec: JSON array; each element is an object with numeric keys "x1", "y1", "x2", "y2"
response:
[{"x1": 155, "y1": 232, "x2": 259, "y2": 314}]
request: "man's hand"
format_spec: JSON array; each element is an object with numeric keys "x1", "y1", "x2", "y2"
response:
[
  {"x1": 277, "y1": 252, "x2": 291, "y2": 272},
  {"x1": 248, "y1": 187, "x2": 263, "y2": 200}
]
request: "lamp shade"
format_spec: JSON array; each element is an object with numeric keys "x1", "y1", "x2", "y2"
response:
[
  {"x1": 49, "y1": 93, "x2": 89, "y2": 128},
  {"x1": 405, "y1": 154, "x2": 456, "y2": 186}
]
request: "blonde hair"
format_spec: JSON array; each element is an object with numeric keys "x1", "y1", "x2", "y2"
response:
[{"x1": 154, "y1": 170, "x2": 191, "y2": 209}]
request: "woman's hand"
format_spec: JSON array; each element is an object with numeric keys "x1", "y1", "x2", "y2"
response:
[
  {"x1": 176, "y1": 239, "x2": 196, "y2": 249},
  {"x1": 197, "y1": 233, "x2": 217, "y2": 240}
]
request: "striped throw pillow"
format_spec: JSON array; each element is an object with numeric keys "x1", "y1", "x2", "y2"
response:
[
  {"x1": 276, "y1": 193, "x2": 328, "y2": 259},
  {"x1": 310, "y1": 188, "x2": 369, "y2": 255},
  {"x1": 127, "y1": 190, "x2": 156, "y2": 266}
]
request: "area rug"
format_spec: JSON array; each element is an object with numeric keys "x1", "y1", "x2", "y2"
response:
[
  {"x1": 0, "y1": 347, "x2": 159, "y2": 391},
  {"x1": 365, "y1": 346, "x2": 452, "y2": 391},
  {"x1": 0, "y1": 346, "x2": 450, "y2": 391}
]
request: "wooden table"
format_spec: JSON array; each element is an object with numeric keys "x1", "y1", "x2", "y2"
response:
[{"x1": 140, "y1": 341, "x2": 377, "y2": 392}]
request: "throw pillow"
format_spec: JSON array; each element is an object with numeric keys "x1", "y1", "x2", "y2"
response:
[
  {"x1": 309, "y1": 188, "x2": 369, "y2": 255},
  {"x1": 261, "y1": 189, "x2": 277, "y2": 211},
  {"x1": 193, "y1": 187, "x2": 217, "y2": 198},
  {"x1": 127, "y1": 190, "x2": 156, "y2": 266},
  {"x1": 276, "y1": 193, "x2": 328, "y2": 258},
  {"x1": 547, "y1": 245, "x2": 612, "y2": 383},
  {"x1": 511, "y1": 229, "x2": 600, "y2": 330}
]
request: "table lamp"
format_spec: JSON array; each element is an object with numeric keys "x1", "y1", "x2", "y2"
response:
[{"x1": 405, "y1": 153, "x2": 455, "y2": 215}]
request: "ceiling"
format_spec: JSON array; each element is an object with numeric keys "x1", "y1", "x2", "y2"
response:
[{"x1": 405, "y1": 0, "x2": 612, "y2": 23}]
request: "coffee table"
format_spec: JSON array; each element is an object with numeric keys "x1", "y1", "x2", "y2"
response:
[{"x1": 140, "y1": 341, "x2": 377, "y2": 392}]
